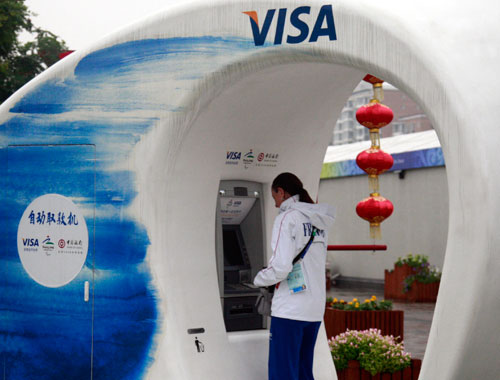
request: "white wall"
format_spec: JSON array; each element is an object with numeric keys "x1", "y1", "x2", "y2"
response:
[{"x1": 319, "y1": 166, "x2": 448, "y2": 280}]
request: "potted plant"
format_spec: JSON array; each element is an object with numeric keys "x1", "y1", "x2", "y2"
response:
[
  {"x1": 329, "y1": 328, "x2": 421, "y2": 380},
  {"x1": 385, "y1": 253, "x2": 441, "y2": 302},
  {"x1": 324, "y1": 296, "x2": 404, "y2": 342}
]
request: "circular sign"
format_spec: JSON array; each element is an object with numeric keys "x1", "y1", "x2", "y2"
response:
[{"x1": 17, "y1": 194, "x2": 89, "y2": 288}]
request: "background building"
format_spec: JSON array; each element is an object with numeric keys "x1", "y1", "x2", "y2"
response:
[{"x1": 332, "y1": 81, "x2": 433, "y2": 145}]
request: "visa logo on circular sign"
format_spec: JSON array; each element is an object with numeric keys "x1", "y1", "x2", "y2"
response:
[{"x1": 243, "y1": 5, "x2": 337, "y2": 46}]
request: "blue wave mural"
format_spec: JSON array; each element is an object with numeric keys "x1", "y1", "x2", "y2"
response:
[{"x1": 0, "y1": 36, "x2": 258, "y2": 379}]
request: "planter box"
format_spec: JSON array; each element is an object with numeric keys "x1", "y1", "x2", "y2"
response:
[
  {"x1": 336, "y1": 359, "x2": 422, "y2": 380},
  {"x1": 324, "y1": 309, "x2": 404, "y2": 342},
  {"x1": 384, "y1": 264, "x2": 440, "y2": 302}
]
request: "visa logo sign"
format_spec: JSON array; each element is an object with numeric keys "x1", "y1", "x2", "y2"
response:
[
  {"x1": 243, "y1": 5, "x2": 337, "y2": 46},
  {"x1": 227, "y1": 151, "x2": 241, "y2": 160},
  {"x1": 23, "y1": 238, "x2": 39, "y2": 246}
]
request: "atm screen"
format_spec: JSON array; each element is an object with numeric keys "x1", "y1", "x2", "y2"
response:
[{"x1": 223, "y1": 226, "x2": 249, "y2": 268}]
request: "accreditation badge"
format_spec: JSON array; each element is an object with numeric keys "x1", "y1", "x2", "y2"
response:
[{"x1": 287, "y1": 260, "x2": 307, "y2": 294}]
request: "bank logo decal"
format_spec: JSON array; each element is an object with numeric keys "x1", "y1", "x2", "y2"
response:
[
  {"x1": 244, "y1": 149, "x2": 254, "y2": 159},
  {"x1": 227, "y1": 151, "x2": 241, "y2": 160},
  {"x1": 243, "y1": 149, "x2": 254, "y2": 168},
  {"x1": 256, "y1": 152, "x2": 280, "y2": 167},
  {"x1": 17, "y1": 194, "x2": 89, "y2": 287},
  {"x1": 22, "y1": 238, "x2": 39, "y2": 247},
  {"x1": 226, "y1": 151, "x2": 241, "y2": 165},
  {"x1": 42, "y1": 235, "x2": 54, "y2": 247},
  {"x1": 225, "y1": 149, "x2": 280, "y2": 168},
  {"x1": 42, "y1": 235, "x2": 55, "y2": 254},
  {"x1": 226, "y1": 199, "x2": 242, "y2": 208},
  {"x1": 243, "y1": 5, "x2": 337, "y2": 46}
]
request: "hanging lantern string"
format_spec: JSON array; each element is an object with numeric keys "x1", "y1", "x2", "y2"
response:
[
  {"x1": 354, "y1": 74, "x2": 395, "y2": 240},
  {"x1": 370, "y1": 130, "x2": 380, "y2": 149},
  {"x1": 373, "y1": 83, "x2": 384, "y2": 102},
  {"x1": 368, "y1": 175, "x2": 379, "y2": 193}
]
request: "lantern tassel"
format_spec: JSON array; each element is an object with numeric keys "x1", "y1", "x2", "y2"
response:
[
  {"x1": 370, "y1": 223, "x2": 382, "y2": 240},
  {"x1": 368, "y1": 175, "x2": 379, "y2": 193}
]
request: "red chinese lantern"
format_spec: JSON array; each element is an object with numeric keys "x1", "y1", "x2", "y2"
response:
[
  {"x1": 356, "y1": 148, "x2": 394, "y2": 192},
  {"x1": 355, "y1": 101, "x2": 394, "y2": 130},
  {"x1": 356, "y1": 194, "x2": 394, "y2": 239},
  {"x1": 356, "y1": 101, "x2": 393, "y2": 148}
]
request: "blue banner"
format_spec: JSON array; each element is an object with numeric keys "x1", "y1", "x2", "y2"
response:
[{"x1": 321, "y1": 147, "x2": 445, "y2": 179}]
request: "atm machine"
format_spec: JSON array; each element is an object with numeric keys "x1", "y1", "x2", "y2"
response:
[{"x1": 216, "y1": 180, "x2": 267, "y2": 332}]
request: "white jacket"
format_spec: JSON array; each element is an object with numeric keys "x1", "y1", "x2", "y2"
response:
[{"x1": 254, "y1": 195, "x2": 335, "y2": 322}]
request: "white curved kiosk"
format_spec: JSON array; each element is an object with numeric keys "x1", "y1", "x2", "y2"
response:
[{"x1": 1, "y1": 0, "x2": 499, "y2": 379}]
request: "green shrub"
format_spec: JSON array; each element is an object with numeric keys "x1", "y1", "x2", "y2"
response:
[
  {"x1": 329, "y1": 328, "x2": 411, "y2": 375},
  {"x1": 395, "y1": 253, "x2": 441, "y2": 292}
]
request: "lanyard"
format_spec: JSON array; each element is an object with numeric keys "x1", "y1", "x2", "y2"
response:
[{"x1": 292, "y1": 226, "x2": 317, "y2": 265}]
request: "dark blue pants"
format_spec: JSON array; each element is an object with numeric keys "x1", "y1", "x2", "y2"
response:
[{"x1": 269, "y1": 316, "x2": 321, "y2": 380}]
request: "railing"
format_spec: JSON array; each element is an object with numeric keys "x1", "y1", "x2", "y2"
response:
[{"x1": 328, "y1": 245, "x2": 387, "y2": 251}]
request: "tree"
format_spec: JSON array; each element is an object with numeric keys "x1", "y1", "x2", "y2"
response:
[{"x1": 0, "y1": 0, "x2": 68, "y2": 103}]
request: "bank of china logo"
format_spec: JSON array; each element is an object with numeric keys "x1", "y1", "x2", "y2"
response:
[{"x1": 243, "y1": 5, "x2": 337, "y2": 47}]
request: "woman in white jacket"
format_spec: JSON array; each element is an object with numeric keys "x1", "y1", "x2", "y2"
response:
[{"x1": 254, "y1": 172, "x2": 335, "y2": 380}]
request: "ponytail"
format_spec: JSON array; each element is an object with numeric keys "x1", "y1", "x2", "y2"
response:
[
  {"x1": 298, "y1": 187, "x2": 314, "y2": 204},
  {"x1": 272, "y1": 172, "x2": 314, "y2": 204}
]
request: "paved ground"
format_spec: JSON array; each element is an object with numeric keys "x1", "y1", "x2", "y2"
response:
[{"x1": 326, "y1": 284, "x2": 435, "y2": 360}]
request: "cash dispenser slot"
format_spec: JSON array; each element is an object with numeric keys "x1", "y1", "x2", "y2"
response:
[{"x1": 216, "y1": 180, "x2": 266, "y2": 332}]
